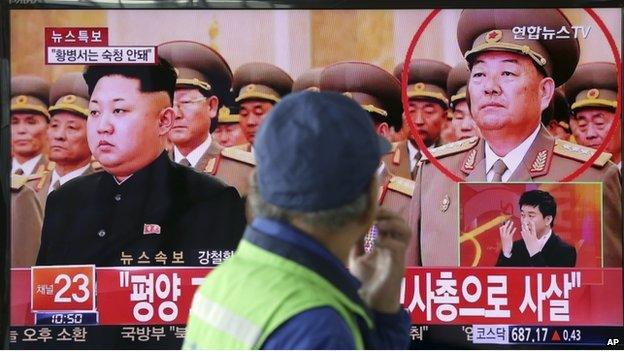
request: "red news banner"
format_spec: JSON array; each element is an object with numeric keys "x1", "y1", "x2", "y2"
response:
[
  {"x1": 44, "y1": 28, "x2": 108, "y2": 46},
  {"x1": 11, "y1": 267, "x2": 622, "y2": 326}
]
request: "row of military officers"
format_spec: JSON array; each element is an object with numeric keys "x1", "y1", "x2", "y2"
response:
[{"x1": 9, "y1": 8, "x2": 622, "y2": 268}]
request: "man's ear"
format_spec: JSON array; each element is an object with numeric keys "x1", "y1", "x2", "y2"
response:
[
  {"x1": 207, "y1": 95, "x2": 219, "y2": 119},
  {"x1": 545, "y1": 215, "x2": 553, "y2": 228},
  {"x1": 158, "y1": 107, "x2": 176, "y2": 136},
  {"x1": 538, "y1": 77, "x2": 555, "y2": 114},
  {"x1": 376, "y1": 122, "x2": 390, "y2": 139}
]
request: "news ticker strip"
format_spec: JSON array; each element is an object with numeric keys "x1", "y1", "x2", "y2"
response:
[{"x1": 8, "y1": 325, "x2": 623, "y2": 349}]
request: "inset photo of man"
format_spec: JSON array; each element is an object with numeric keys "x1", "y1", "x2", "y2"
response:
[{"x1": 458, "y1": 182, "x2": 602, "y2": 267}]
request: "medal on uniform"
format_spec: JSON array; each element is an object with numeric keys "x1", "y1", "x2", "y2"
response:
[{"x1": 440, "y1": 195, "x2": 450, "y2": 212}]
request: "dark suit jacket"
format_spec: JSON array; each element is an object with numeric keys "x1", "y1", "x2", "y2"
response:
[
  {"x1": 37, "y1": 152, "x2": 246, "y2": 266},
  {"x1": 496, "y1": 232, "x2": 576, "y2": 267}
]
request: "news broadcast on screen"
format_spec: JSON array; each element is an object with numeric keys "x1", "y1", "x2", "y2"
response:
[{"x1": 0, "y1": 0, "x2": 622, "y2": 349}]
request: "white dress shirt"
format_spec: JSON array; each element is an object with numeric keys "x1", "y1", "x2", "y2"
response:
[
  {"x1": 407, "y1": 141, "x2": 421, "y2": 174},
  {"x1": 173, "y1": 134, "x2": 213, "y2": 167},
  {"x1": 12, "y1": 154, "x2": 43, "y2": 176},
  {"x1": 48, "y1": 164, "x2": 91, "y2": 195},
  {"x1": 484, "y1": 124, "x2": 541, "y2": 182}
]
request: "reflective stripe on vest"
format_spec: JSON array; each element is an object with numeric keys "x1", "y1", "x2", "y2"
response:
[{"x1": 189, "y1": 293, "x2": 262, "y2": 348}]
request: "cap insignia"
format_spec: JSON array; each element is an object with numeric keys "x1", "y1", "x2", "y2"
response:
[
  {"x1": 485, "y1": 30, "x2": 503, "y2": 43},
  {"x1": 413, "y1": 82, "x2": 425, "y2": 92},
  {"x1": 245, "y1": 84, "x2": 256, "y2": 92},
  {"x1": 62, "y1": 95, "x2": 77, "y2": 103},
  {"x1": 587, "y1": 88, "x2": 600, "y2": 99},
  {"x1": 15, "y1": 95, "x2": 28, "y2": 105}
]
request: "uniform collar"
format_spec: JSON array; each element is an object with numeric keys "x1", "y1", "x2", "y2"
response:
[
  {"x1": 49, "y1": 163, "x2": 91, "y2": 194},
  {"x1": 484, "y1": 123, "x2": 541, "y2": 181},
  {"x1": 173, "y1": 134, "x2": 213, "y2": 167},
  {"x1": 12, "y1": 154, "x2": 42, "y2": 176},
  {"x1": 406, "y1": 140, "x2": 420, "y2": 172}
]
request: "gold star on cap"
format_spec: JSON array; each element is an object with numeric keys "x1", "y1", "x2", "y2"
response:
[
  {"x1": 62, "y1": 95, "x2": 77, "y2": 103},
  {"x1": 413, "y1": 82, "x2": 426, "y2": 92},
  {"x1": 587, "y1": 88, "x2": 600, "y2": 99},
  {"x1": 15, "y1": 95, "x2": 28, "y2": 104},
  {"x1": 485, "y1": 29, "x2": 503, "y2": 43},
  {"x1": 245, "y1": 84, "x2": 256, "y2": 92}
]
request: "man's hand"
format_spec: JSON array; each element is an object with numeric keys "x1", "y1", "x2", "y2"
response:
[
  {"x1": 522, "y1": 221, "x2": 541, "y2": 257},
  {"x1": 348, "y1": 209, "x2": 411, "y2": 314},
  {"x1": 499, "y1": 219, "x2": 516, "y2": 257}
]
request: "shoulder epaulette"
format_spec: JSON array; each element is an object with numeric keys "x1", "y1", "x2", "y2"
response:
[
  {"x1": 11, "y1": 174, "x2": 28, "y2": 191},
  {"x1": 232, "y1": 143, "x2": 251, "y2": 151},
  {"x1": 421, "y1": 137, "x2": 479, "y2": 162},
  {"x1": 204, "y1": 157, "x2": 217, "y2": 174},
  {"x1": 390, "y1": 142, "x2": 399, "y2": 153},
  {"x1": 387, "y1": 176, "x2": 415, "y2": 197},
  {"x1": 554, "y1": 139, "x2": 612, "y2": 167},
  {"x1": 35, "y1": 171, "x2": 51, "y2": 192},
  {"x1": 26, "y1": 172, "x2": 44, "y2": 182},
  {"x1": 221, "y1": 147, "x2": 256, "y2": 166}
]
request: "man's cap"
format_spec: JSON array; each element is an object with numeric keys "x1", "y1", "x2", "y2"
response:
[
  {"x1": 564, "y1": 62, "x2": 617, "y2": 112},
  {"x1": 393, "y1": 59, "x2": 451, "y2": 108},
  {"x1": 255, "y1": 91, "x2": 391, "y2": 212},
  {"x1": 157, "y1": 41, "x2": 233, "y2": 102},
  {"x1": 292, "y1": 68, "x2": 324, "y2": 92},
  {"x1": 233, "y1": 62, "x2": 293, "y2": 103},
  {"x1": 217, "y1": 106, "x2": 240, "y2": 123},
  {"x1": 320, "y1": 61, "x2": 401, "y2": 122},
  {"x1": 49, "y1": 72, "x2": 90, "y2": 119},
  {"x1": 11, "y1": 75, "x2": 51, "y2": 120},
  {"x1": 457, "y1": 9, "x2": 580, "y2": 86},
  {"x1": 447, "y1": 62, "x2": 471, "y2": 109}
]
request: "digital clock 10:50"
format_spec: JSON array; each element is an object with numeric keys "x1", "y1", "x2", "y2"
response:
[
  {"x1": 52, "y1": 313, "x2": 83, "y2": 324},
  {"x1": 34, "y1": 312, "x2": 98, "y2": 326}
]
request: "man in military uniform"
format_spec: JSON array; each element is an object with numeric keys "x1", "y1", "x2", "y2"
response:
[
  {"x1": 407, "y1": 9, "x2": 622, "y2": 267},
  {"x1": 210, "y1": 62, "x2": 293, "y2": 197},
  {"x1": 37, "y1": 58, "x2": 246, "y2": 266},
  {"x1": 318, "y1": 61, "x2": 414, "y2": 251},
  {"x1": 447, "y1": 62, "x2": 481, "y2": 141},
  {"x1": 319, "y1": 61, "x2": 410, "y2": 179},
  {"x1": 29, "y1": 72, "x2": 101, "y2": 209},
  {"x1": 10, "y1": 180, "x2": 43, "y2": 267},
  {"x1": 565, "y1": 62, "x2": 620, "y2": 169},
  {"x1": 320, "y1": 62, "x2": 401, "y2": 142},
  {"x1": 10, "y1": 76, "x2": 52, "y2": 181},
  {"x1": 213, "y1": 106, "x2": 246, "y2": 147},
  {"x1": 393, "y1": 59, "x2": 452, "y2": 179},
  {"x1": 292, "y1": 67, "x2": 323, "y2": 92},
  {"x1": 542, "y1": 89, "x2": 572, "y2": 141},
  {"x1": 158, "y1": 41, "x2": 233, "y2": 173}
]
